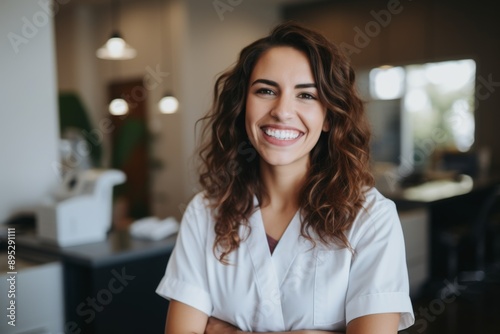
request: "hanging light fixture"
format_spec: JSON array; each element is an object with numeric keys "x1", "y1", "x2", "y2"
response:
[
  {"x1": 158, "y1": 93, "x2": 179, "y2": 114},
  {"x1": 96, "y1": 0, "x2": 137, "y2": 60},
  {"x1": 97, "y1": 32, "x2": 137, "y2": 60},
  {"x1": 106, "y1": 51, "x2": 130, "y2": 115},
  {"x1": 109, "y1": 97, "x2": 129, "y2": 115},
  {"x1": 157, "y1": 0, "x2": 179, "y2": 114}
]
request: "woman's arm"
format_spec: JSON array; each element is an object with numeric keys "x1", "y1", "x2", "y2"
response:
[
  {"x1": 346, "y1": 313, "x2": 400, "y2": 334},
  {"x1": 165, "y1": 300, "x2": 209, "y2": 334},
  {"x1": 204, "y1": 312, "x2": 399, "y2": 334},
  {"x1": 205, "y1": 317, "x2": 342, "y2": 334}
]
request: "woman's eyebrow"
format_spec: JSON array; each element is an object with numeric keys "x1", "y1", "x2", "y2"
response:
[
  {"x1": 295, "y1": 83, "x2": 316, "y2": 89},
  {"x1": 251, "y1": 79, "x2": 316, "y2": 89},
  {"x1": 251, "y1": 78, "x2": 278, "y2": 87}
]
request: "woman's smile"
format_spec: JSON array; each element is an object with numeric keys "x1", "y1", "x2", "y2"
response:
[{"x1": 261, "y1": 125, "x2": 304, "y2": 146}]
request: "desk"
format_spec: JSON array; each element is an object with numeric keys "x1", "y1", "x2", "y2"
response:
[
  {"x1": 15, "y1": 230, "x2": 176, "y2": 334},
  {"x1": 382, "y1": 175, "x2": 500, "y2": 281}
]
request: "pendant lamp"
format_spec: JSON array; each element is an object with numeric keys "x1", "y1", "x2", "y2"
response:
[
  {"x1": 96, "y1": 0, "x2": 136, "y2": 60},
  {"x1": 157, "y1": 0, "x2": 179, "y2": 114},
  {"x1": 97, "y1": 31, "x2": 137, "y2": 60},
  {"x1": 158, "y1": 93, "x2": 179, "y2": 114},
  {"x1": 109, "y1": 97, "x2": 129, "y2": 116}
]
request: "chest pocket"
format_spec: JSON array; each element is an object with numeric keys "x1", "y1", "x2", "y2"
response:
[{"x1": 313, "y1": 249, "x2": 352, "y2": 326}]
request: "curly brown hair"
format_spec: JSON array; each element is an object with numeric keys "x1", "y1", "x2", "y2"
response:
[{"x1": 197, "y1": 21, "x2": 374, "y2": 263}]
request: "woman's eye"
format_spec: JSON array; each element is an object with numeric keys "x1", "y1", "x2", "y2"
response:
[
  {"x1": 256, "y1": 88, "x2": 275, "y2": 96},
  {"x1": 298, "y1": 93, "x2": 316, "y2": 100}
]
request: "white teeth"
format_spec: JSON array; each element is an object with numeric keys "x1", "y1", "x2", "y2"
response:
[{"x1": 263, "y1": 128, "x2": 300, "y2": 140}]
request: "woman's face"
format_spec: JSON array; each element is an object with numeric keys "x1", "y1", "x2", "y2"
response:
[{"x1": 245, "y1": 46, "x2": 329, "y2": 171}]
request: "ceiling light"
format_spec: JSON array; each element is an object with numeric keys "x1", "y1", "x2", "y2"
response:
[
  {"x1": 158, "y1": 94, "x2": 179, "y2": 114},
  {"x1": 157, "y1": 0, "x2": 179, "y2": 114},
  {"x1": 109, "y1": 98, "x2": 129, "y2": 116},
  {"x1": 96, "y1": 32, "x2": 137, "y2": 60}
]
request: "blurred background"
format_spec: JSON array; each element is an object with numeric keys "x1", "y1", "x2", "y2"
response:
[{"x1": 1, "y1": 0, "x2": 499, "y2": 333}]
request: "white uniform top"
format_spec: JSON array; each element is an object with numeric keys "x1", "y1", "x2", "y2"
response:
[{"x1": 156, "y1": 188, "x2": 415, "y2": 332}]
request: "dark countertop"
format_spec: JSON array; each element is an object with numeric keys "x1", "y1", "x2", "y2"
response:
[{"x1": 7, "y1": 229, "x2": 177, "y2": 268}]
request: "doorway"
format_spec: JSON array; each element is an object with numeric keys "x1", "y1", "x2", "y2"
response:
[{"x1": 108, "y1": 79, "x2": 150, "y2": 228}]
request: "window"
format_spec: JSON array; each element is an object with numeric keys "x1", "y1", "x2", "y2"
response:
[{"x1": 358, "y1": 59, "x2": 476, "y2": 175}]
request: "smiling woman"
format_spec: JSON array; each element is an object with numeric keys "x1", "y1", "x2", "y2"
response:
[{"x1": 156, "y1": 22, "x2": 415, "y2": 334}]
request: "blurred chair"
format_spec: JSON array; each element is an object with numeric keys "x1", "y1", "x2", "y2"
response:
[{"x1": 438, "y1": 185, "x2": 500, "y2": 283}]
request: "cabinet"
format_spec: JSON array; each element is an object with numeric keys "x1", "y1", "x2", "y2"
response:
[
  {"x1": 13, "y1": 231, "x2": 175, "y2": 334},
  {"x1": 0, "y1": 258, "x2": 64, "y2": 334},
  {"x1": 398, "y1": 207, "x2": 429, "y2": 298}
]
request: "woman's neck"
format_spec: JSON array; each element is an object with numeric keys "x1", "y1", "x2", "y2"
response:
[{"x1": 259, "y1": 160, "x2": 308, "y2": 212}]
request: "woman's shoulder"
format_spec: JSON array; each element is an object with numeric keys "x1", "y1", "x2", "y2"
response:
[
  {"x1": 362, "y1": 186, "x2": 396, "y2": 213},
  {"x1": 188, "y1": 191, "x2": 211, "y2": 207},
  {"x1": 347, "y1": 187, "x2": 400, "y2": 240},
  {"x1": 181, "y1": 191, "x2": 213, "y2": 221}
]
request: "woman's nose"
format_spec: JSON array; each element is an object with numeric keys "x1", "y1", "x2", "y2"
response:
[{"x1": 270, "y1": 95, "x2": 294, "y2": 121}]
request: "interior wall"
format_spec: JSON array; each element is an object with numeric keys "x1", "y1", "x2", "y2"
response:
[
  {"x1": 56, "y1": 4, "x2": 99, "y2": 125},
  {"x1": 284, "y1": 0, "x2": 500, "y2": 174},
  {"x1": 54, "y1": 0, "x2": 283, "y2": 220},
  {"x1": 0, "y1": 0, "x2": 60, "y2": 224},
  {"x1": 178, "y1": 0, "x2": 282, "y2": 211}
]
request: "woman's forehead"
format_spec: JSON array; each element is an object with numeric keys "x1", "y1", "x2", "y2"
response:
[{"x1": 250, "y1": 46, "x2": 315, "y2": 84}]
